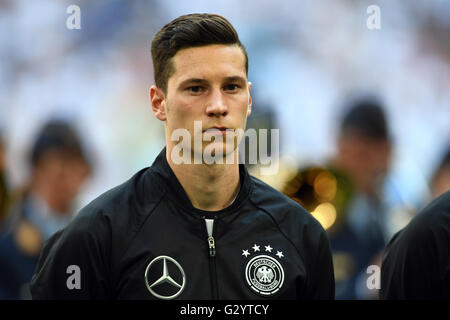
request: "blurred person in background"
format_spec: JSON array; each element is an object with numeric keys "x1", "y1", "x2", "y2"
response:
[
  {"x1": 0, "y1": 120, "x2": 91, "y2": 299},
  {"x1": 282, "y1": 97, "x2": 392, "y2": 299},
  {"x1": 430, "y1": 147, "x2": 450, "y2": 200}
]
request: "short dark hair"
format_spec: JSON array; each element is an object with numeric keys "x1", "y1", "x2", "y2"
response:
[
  {"x1": 151, "y1": 13, "x2": 248, "y2": 93},
  {"x1": 30, "y1": 120, "x2": 89, "y2": 168},
  {"x1": 340, "y1": 97, "x2": 390, "y2": 141}
]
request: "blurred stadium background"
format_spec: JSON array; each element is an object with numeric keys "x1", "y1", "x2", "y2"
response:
[{"x1": 0, "y1": 0, "x2": 449, "y2": 299}]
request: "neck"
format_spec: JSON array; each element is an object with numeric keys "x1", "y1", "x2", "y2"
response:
[{"x1": 166, "y1": 147, "x2": 240, "y2": 211}]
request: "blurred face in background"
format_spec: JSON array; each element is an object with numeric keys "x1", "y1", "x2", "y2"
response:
[
  {"x1": 431, "y1": 165, "x2": 450, "y2": 199},
  {"x1": 335, "y1": 131, "x2": 391, "y2": 196},
  {"x1": 32, "y1": 150, "x2": 90, "y2": 214},
  {"x1": 151, "y1": 44, "x2": 252, "y2": 160}
]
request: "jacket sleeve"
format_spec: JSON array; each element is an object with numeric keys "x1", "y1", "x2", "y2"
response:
[
  {"x1": 380, "y1": 219, "x2": 441, "y2": 299},
  {"x1": 30, "y1": 208, "x2": 112, "y2": 299},
  {"x1": 380, "y1": 191, "x2": 450, "y2": 300}
]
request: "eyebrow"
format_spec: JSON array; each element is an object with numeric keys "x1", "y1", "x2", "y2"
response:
[
  {"x1": 223, "y1": 76, "x2": 247, "y2": 83},
  {"x1": 178, "y1": 76, "x2": 247, "y2": 88}
]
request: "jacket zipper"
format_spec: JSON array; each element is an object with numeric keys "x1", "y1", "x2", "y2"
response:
[{"x1": 204, "y1": 218, "x2": 219, "y2": 299}]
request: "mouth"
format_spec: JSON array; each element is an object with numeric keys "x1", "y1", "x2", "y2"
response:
[{"x1": 203, "y1": 126, "x2": 232, "y2": 136}]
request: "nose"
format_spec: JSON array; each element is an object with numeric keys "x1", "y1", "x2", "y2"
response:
[{"x1": 205, "y1": 89, "x2": 228, "y2": 117}]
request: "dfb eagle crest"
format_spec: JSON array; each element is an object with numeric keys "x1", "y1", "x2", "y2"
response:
[{"x1": 242, "y1": 244, "x2": 285, "y2": 296}]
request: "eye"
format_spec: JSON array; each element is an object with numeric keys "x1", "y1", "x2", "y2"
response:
[
  {"x1": 186, "y1": 86, "x2": 204, "y2": 94},
  {"x1": 224, "y1": 84, "x2": 240, "y2": 92}
]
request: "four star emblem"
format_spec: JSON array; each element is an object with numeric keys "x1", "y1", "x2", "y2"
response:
[{"x1": 242, "y1": 244, "x2": 284, "y2": 258}]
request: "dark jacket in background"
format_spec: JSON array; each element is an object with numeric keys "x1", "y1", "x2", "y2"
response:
[{"x1": 380, "y1": 191, "x2": 450, "y2": 299}]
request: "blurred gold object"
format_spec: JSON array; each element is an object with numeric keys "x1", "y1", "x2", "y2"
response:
[
  {"x1": 14, "y1": 220, "x2": 42, "y2": 257},
  {"x1": 313, "y1": 171, "x2": 337, "y2": 202},
  {"x1": 281, "y1": 165, "x2": 354, "y2": 233},
  {"x1": 311, "y1": 202, "x2": 337, "y2": 230}
]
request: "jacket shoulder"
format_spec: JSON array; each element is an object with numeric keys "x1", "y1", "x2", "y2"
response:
[
  {"x1": 30, "y1": 168, "x2": 167, "y2": 299},
  {"x1": 249, "y1": 175, "x2": 323, "y2": 231},
  {"x1": 75, "y1": 167, "x2": 165, "y2": 234}
]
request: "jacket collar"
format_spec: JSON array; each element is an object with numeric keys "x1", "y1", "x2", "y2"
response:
[{"x1": 150, "y1": 147, "x2": 252, "y2": 219}]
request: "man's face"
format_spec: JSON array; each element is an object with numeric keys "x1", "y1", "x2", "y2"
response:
[
  {"x1": 34, "y1": 151, "x2": 90, "y2": 213},
  {"x1": 336, "y1": 132, "x2": 391, "y2": 195},
  {"x1": 152, "y1": 44, "x2": 252, "y2": 160}
]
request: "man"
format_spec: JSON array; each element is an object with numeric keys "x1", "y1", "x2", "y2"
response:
[
  {"x1": 30, "y1": 13, "x2": 334, "y2": 300},
  {"x1": 380, "y1": 191, "x2": 450, "y2": 299},
  {"x1": 282, "y1": 97, "x2": 392, "y2": 299},
  {"x1": 0, "y1": 120, "x2": 91, "y2": 299}
]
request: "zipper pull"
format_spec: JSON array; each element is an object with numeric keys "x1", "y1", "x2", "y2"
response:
[{"x1": 208, "y1": 236, "x2": 216, "y2": 257}]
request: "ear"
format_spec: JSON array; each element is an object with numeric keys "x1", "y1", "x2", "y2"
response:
[
  {"x1": 247, "y1": 81, "x2": 252, "y2": 117},
  {"x1": 150, "y1": 85, "x2": 167, "y2": 121}
]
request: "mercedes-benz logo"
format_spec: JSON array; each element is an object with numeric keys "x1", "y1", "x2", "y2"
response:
[{"x1": 144, "y1": 255, "x2": 186, "y2": 300}]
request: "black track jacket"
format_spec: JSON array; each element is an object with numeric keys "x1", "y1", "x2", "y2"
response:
[
  {"x1": 30, "y1": 148, "x2": 335, "y2": 299},
  {"x1": 380, "y1": 191, "x2": 450, "y2": 299}
]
